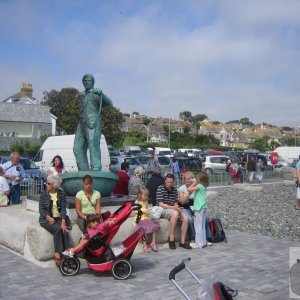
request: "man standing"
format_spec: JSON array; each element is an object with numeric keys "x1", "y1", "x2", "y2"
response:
[
  {"x1": 146, "y1": 167, "x2": 164, "y2": 206},
  {"x1": 246, "y1": 156, "x2": 257, "y2": 183},
  {"x1": 3, "y1": 152, "x2": 25, "y2": 205},
  {"x1": 73, "y1": 74, "x2": 113, "y2": 171},
  {"x1": 147, "y1": 151, "x2": 159, "y2": 177},
  {"x1": 156, "y1": 173, "x2": 191, "y2": 250}
]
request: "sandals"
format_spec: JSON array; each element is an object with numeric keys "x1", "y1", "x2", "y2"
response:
[
  {"x1": 150, "y1": 244, "x2": 159, "y2": 252},
  {"x1": 143, "y1": 245, "x2": 151, "y2": 253},
  {"x1": 54, "y1": 255, "x2": 61, "y2": 267},
  {"x1": 168, "y1": 239, "x2": 176, "y2": 250}
]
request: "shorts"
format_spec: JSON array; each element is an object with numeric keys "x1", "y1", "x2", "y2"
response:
[{"x1": 161, "y1": 208, "x2": 176, "y2": 219}]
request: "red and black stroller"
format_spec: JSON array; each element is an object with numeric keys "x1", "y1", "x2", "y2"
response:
[{"x1": 59, "y1": 202, "x2": 144, "y2": 280}]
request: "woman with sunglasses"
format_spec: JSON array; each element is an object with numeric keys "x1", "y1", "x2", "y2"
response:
[{"x1": 39, "y1": 175, "x2": 70, "y2": 267}]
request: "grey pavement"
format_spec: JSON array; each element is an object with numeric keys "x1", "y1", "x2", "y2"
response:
[{"x1": 1, "y1": 230, "x2": 300, "y2": 300}]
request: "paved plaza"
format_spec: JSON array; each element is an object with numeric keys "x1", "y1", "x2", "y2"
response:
[{"x1": 0, "y1": 229, "x2": 300, "y2": 300}]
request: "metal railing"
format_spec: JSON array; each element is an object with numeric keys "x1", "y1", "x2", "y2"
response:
[
  {"x1": 141, "y1": 170, "x2": 284, "y2": 187},
  {"x1": 20, "y1": 170, "x2": 285, "y2": 197}
]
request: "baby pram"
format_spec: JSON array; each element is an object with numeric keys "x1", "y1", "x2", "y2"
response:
[
  {"x1": 169, "y1": 258, "x2": 238, "y2": 299},
  {"x1": 59, "y1": 202, "x2": 144, "y2": 280}
]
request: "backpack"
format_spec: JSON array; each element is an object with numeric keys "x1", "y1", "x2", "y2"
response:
[
  {"x1": 212, "y1": 282, "x2": 238, "y2": 300},
  {"x1": 208, "y1": 218, "x2": 227, "y2": 243}
]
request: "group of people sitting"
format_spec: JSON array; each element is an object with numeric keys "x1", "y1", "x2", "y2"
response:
[
  {"x1": 39, "y1": 152, "x2": 214, "y2": 267},
  {"x1": 113, "y1": 158, "x2": 213, "y2": 251}
]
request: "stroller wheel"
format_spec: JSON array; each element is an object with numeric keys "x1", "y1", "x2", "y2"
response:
[
  {"x1": 59, "y1": 256, "x2": 80, "y2": 276},
  {"x1": 112, "y1": 259, "x2": 132, "y2": 280}
]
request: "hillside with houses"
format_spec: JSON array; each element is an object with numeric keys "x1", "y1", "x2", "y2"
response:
[{"x1": 0, "y1": 83, "x2": 298, "y2": 151}]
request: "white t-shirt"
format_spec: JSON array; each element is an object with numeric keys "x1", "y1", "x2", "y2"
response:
[
  {"x1": 49, "y1": 166, "x2": 67, "y2": 176},
  {"x1": 0, "y1": 176, "x2": 10, "y2": 192}
]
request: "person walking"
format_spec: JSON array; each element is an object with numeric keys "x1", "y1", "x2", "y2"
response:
[{"x1": 246, "y1": 156, "x2": 257, "y2": 183}]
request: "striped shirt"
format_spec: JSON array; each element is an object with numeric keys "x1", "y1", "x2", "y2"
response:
[{"x1": 156, "y1": 184, "x2": 178, "y2": 206}]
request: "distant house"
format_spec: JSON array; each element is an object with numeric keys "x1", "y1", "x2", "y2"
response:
[{"x1": 0, "y1": 84, "x2": 56, "y2": 151}]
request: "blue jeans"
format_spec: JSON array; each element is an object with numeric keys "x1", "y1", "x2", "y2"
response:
[
  {"x1": 194, "y1": 208, "x2": 207, "y2": 247},
  {"x1": 10, "y1": 184, "x2": 21, "y2": 205},
  {"x1": 181, "y1": 208, "x2": 195, "y2": 241}
]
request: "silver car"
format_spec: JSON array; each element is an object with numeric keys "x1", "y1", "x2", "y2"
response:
[
  {"x1": 110, "y1": 155, "x2": 142, "y2": 176},
  {"x1": 203, "y1": 155, "x2": 229, "y2": 174}
]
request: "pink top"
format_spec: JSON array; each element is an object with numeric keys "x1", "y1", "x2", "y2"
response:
[{"x1": 87, "y1": 221, "x2": 109, "y2": 237}]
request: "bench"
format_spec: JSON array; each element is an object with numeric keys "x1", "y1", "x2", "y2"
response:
[{"x1": 0, "y1": 200, "x2": 184, "y2": 263}]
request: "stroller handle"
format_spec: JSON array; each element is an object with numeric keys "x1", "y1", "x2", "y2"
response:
[
  {"x1": 132, "y1": 203, "x2": 142, "y2": 211},
  {"x1": 169, "y1": 257, "x2": 191, "y2": 280}
]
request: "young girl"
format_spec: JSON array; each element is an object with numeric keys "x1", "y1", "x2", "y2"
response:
[
  {"x1": 63, "y1": 214, "x2": 117, "y2": 257},
  {"x1": 135, "y1": 187, "x2": 160, "y2": 252},
  {"x1": 188, "y1": 171, "x2": 210, "y2": 249}
]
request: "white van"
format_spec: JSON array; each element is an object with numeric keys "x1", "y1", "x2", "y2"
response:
[
  {"x1": 33, "y1": 135, "x2": 110, "y2": 172},
  {"x1": 155, "y1": 147, "x2": 172, "y2": 156},
  {"x1": 274, "y1": 146, "x2": 300, "y2": 163}
]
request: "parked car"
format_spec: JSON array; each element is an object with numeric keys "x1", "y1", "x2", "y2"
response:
[
  {"x1": 110, "y1": 155, "x2": 142, "y2": 176},
  {"x1": 138, "y1": 155, "x2": 170, "y2": 173},
  {"x1": 176, "y1": 157, "x2": 202, "y2": 174},
  {"x1": 203, "y1": 155, "x2": 229, "y2": 174}
]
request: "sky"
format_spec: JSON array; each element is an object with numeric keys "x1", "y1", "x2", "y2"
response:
[{"x1": 1, "y1": 0, "x2": 300, "y2": 127}]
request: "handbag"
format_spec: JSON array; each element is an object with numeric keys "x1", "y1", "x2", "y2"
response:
[
  {"x1": 149, "y1": 206, "x2": 164, "y2": 220},
  {"x1": 0, "y1": 192, "x2": 8, "y2": 207},
  {"x1": 65, "y1": 215, "x2": 72, "y2": 230}
]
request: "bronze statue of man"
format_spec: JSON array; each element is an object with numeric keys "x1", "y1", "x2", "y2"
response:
[{"x1": 73, "y1": 74, "x2": 113, "y2": 171}]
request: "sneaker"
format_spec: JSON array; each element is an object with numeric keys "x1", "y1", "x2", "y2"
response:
[
  {"x1": 169, "y1": 240, "x2": 176, "y2": 250},
  {"x1": 207, "y1": 242, "x2": 213, "y2": 246},
  {"x1": 62, "y1": 249, "x2": 74, "y2": 257},
  {"x1": 179, "y1": 242, "x2": 192, "y2": 250},
  {"x1": 190, "y1": 242, "x2": 204, "y2": 249}
]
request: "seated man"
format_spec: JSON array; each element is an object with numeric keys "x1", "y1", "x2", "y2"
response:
[
  {"x1": 113, "y1": 162, "x2": 130, "y2": 195},
  {"x1": 156, "y1": 173, "x2": 191, "y2": 250}
]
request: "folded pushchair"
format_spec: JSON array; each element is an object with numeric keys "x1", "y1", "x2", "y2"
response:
[{"x1": 59, "y1": 202, "x2": 144, "y2": 280}]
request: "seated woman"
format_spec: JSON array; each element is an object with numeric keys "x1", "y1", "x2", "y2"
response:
[
  {"x1": 128, "y1": 166, "x2": 145, "y2": 198},
  {"x1": 0, "y1": 166, "x2": 10, "y2": 206},
  {"x1": 63, "y1": 214, "x2": 117, "y2": 257},
  {"x1": 48, "y1": 155, "x2": 67, "y2": 177},
  {"x1": 75, "y1": 175, "x2": 101, "y2": 232},
  {"x1": 39, "y1": 175, "x2": 70, "y2": 267}
]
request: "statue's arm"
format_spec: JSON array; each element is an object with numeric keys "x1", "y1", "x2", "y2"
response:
[{"x1": 93, "y1": 88, "x2": 113, "y2": 107}]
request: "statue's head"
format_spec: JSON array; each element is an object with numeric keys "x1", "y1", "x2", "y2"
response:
[{"x1": 82, "y1": 74, "x2": 95, "y2": 90}]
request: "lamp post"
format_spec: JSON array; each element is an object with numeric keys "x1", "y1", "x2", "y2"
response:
[
  {"x1": 168, "y1": 117, "x2": 171, "y2": 148},
  {"x1": 295, "y1": 126, "x2": 300, "y2": 147}
]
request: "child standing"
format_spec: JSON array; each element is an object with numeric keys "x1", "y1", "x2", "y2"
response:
[
  {"x1": 188, "y1": 171, "x2": 211, "y2": 249},
  {"x1": 135, "y1": 187, "x2": 160, "y2": 252},
  {"x1": 63, "y1": 214, "x2": 117, "y2": 256}
]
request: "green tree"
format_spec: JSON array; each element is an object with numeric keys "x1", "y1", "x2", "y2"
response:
[
  {"x1": 179, "y1": 111, "x2": 193, "y2": 122},
  {"x1": 41, "y1": 88, "x2": 81, "y2": 134},
  {"x1": 249, "y1": 136, "x2": 270, "y2": 152},
  {"x1": 193, "y1": 114, "x2": 207, "y2": 123},
  {"x1": 101, "y1": 107, "x2": 125, "y2": 147},
  {"x1": 240, "y1": 117, "x2": 254, "y2": 126},
  {"x1": 142, "y1": 116, "x2": 151, "y2": 126}
]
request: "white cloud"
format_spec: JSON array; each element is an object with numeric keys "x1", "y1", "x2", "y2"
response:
[{"x1": 0, "y1": 0, "x2": 299, "y2": 126}]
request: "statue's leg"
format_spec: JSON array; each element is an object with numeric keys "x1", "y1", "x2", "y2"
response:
[
  {"x1": 73, "y1": 122, "x2": 90, "y2": 171},
  {"x1": 87, "y1": 123, "x2": 101, "y2": 171}
]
